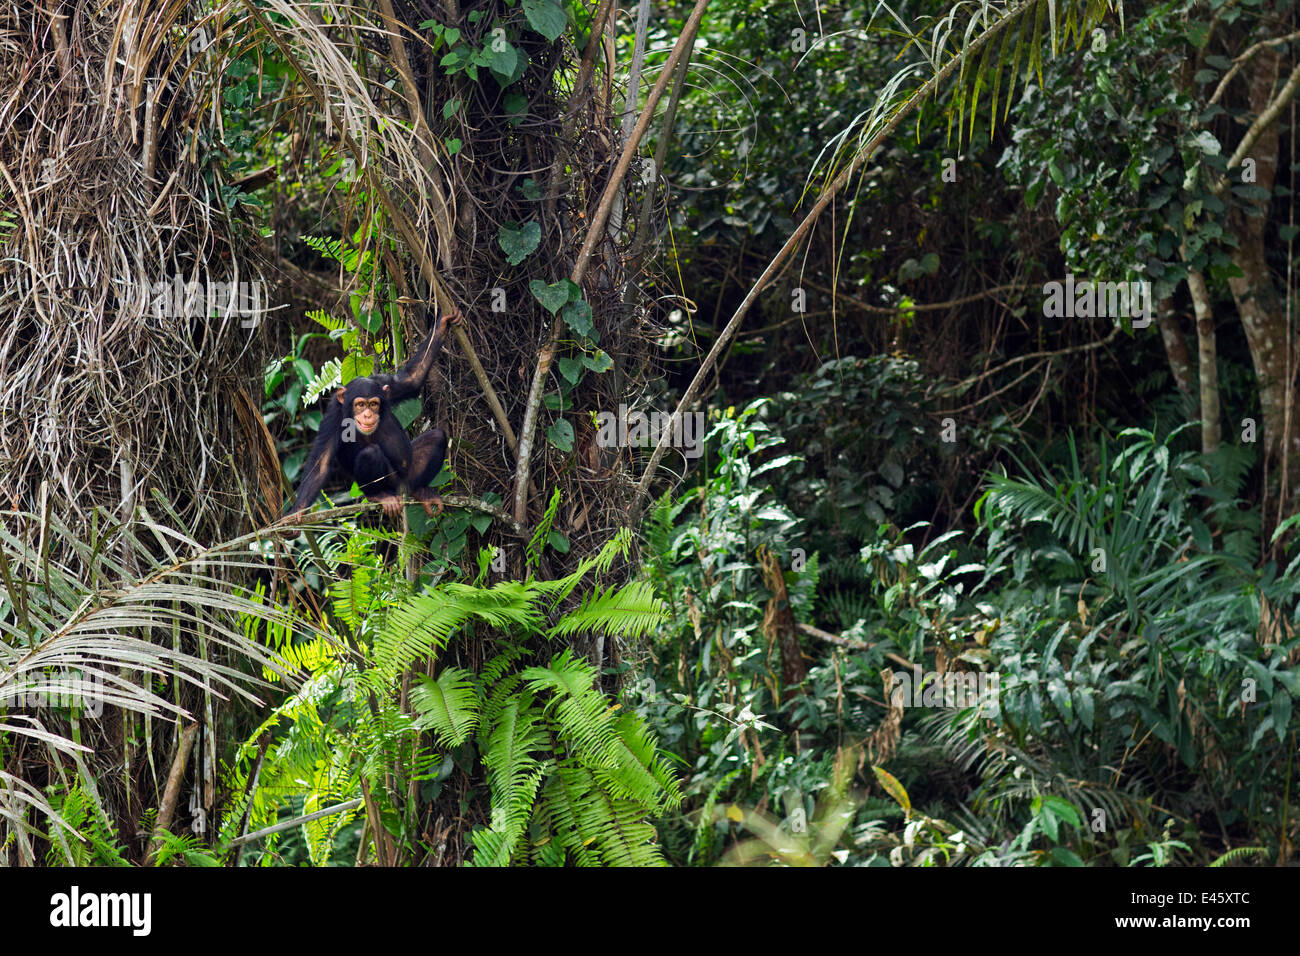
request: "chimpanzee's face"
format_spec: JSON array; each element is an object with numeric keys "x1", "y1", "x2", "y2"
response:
[
  {"x1": 336, "y1": 383, "x2": 387, "y2": 436},
  {"x1": 353, "y1": 397, "x2": 382, "y2": 434}
]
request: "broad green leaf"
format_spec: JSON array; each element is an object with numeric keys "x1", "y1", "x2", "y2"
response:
[
  {"x1": 547, "y1": 418, "x2": 574, "y2": 451},
  {"x1": 560, "y1": 299, "x2": 593, "y2": 336},
  {"x1": 498, "y1": 220, "x2": 541, "y2": 265},
  {"x1": 522, "y1": 0, "x2": 566, "y2": 41},
  {"x1": 530, "y1": 279, "x2": 570, "y2": 314}
]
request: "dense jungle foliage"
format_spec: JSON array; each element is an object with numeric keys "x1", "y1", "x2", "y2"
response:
[{"x1": 1, "y1": 0, "x2": 1297, "y2": 870}]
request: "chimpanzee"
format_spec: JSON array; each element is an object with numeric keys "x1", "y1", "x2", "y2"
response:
[{"x1": 284, "y1": 308, "x2": 460, "y2": 522}]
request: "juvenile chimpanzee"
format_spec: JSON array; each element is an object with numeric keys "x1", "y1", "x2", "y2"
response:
[{"x1": 285, "y1": 308, "x2": 460, "y2": 522}]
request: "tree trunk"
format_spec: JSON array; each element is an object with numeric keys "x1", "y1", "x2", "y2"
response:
[
  {"x1": 1156, "y1": 296, "x2": 1197, "y2": 399},
  {"x1": 1187, "y1": 268, "x2": 1221, "y2": 455},
  {"x1": 1225, "y1": 45, "x2": 1300, "y2": 505}
]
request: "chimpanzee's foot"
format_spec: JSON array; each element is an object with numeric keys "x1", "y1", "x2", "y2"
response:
[
  {"x1": 370, "y1": 492, "x2": 405, "y2": 518},
  {"x1": 413, "y1": 487, "x2": 444, "y2": 517}
]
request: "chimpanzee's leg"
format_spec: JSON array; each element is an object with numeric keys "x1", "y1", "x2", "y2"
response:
[
  {"x1": 406, "y1": 428, "x2": 448, "y2": 515},
  {"x1": 350, "y1": 445, "x2": 406, "y2": 516},
  {"x1": 352, "y1": 445, "x2": 399, "y2": 492}
]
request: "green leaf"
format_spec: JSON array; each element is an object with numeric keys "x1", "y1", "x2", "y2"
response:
[
  {"x1": 547, "y1": 418, "x2": 574, "y2": 451},
  {"x1": 530, "y1": 279, "x2": 571, "y2": 314},
  {"x1": 547, "y1": 531, "x2": 570, "y2": 554},
  {"x1": 872, "y1": 766, "x2": 910, "y2": 812},
  {"x1": 521, "y1": 0, "x2": 566, "y2": 42},
  {"x1": 393, "y1": 397, "x2": 421, "y2": 429},
  {"x1": 581, "y1": 349, "x2": 613, "y2": 373},
  {"x1": 560, "y1": 299, "x2": 594, "y2": 336},
  {"x1": 1074, "y1": 687, "x2": 1094, "y2": 730},
  {"x1": 1035, "y1": 797, "x2": 1059, "y2": 842},
  {"x1": 1048, "y1": 847, "x2": 1086, "y2": 867},
  {"x1": 340, "y1": 353, "x2": 374, "y2": 381},
  {"x1": 498, "y1": 220, "x2": 541, "y2": 265},
  {"x1": 442, "y1": 98, "x2": 461, "y2": 118},
  {"x1": 446, "y1": 137, "x2": 462, "y2": 155},
  {"x1": 504, "y1": 93, "x2": 528, "y2": 127},
  {"x1": 489, "y1": 41, "x2": 519, "y2": 80},
  {"x1": 1272, "y1": 692, "x2": 1291, "y2": 743},
  {"x1": 557, "y1": 356, "x2": 582, "y2": 384},
  {"x1": 1042, "y1": 795, "x2": 1081, "y2": 827}
]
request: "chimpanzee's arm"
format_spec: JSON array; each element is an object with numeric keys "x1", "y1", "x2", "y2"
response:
[
  {"x1": 286, "y1": 395, "x2": 345, "y2": 517},
  {"x1": 380, "y1": 308, "x2": 459, "y2": 403}
]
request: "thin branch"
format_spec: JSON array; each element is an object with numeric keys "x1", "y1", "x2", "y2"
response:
[
  {"x1": 796, "y1": 622, "x2": 911, "y2": 669},
  {"x1": 934, "y1": 325, "x2": 1121, "y2": 399},
  {"x1": 228, "y1": 798, "x2": 363, "y2": 847},
  {"x1": 1209, "y1": 30, "x2": 1300, "y2": 106},
  {"x1": 1215, "y1": 57, "x2": 1300, "y2": 193}
]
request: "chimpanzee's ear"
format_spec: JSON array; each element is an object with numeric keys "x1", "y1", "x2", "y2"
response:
[
  {"x1": 383, "y1": 384, "x2": 391, "y2": 394},
  {"x1": 335, "y1": 387, "x2": 346, "y2": 403}
]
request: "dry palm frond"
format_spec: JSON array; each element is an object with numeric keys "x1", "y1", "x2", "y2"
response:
[
  {"x1": 0, "y1": 504, "x2": 331, "y2": 864},
  {"x1": 0, "y1": 0, "x2": 268, "y2": 546}
]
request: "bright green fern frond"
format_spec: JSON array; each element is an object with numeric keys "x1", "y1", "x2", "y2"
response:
[
  {"x1": 607, "y1": 712, "x2": 684, "y2": 811},
  {"x1": 1209, "y1": 846, "x2": 1268, "y2": 867},
  {"x1": 526, "y1": 488, "x2": 563, "y2": 570},
  {"x1": 524, "y1": 651, "x2": 679, "y2": 811},
  {"x1": 523, "y1": 651, "x2": 620, "y2": 764},
  {"x1": 546, "y1": 580, "x2": 668, "y2": 641},
  {"x1": 437, "y1": 580, "x2": 546, "y2": 631},
  {"x1": 531, "y1": 527, "x2": 634, "y2": 610},
  {"x1": 470, "y1": 696, "x2": 548, "y2": 866},
  {"x1": 371, "y1": 592, "x2": 468, "y2": 682},
  {"x1": 533, "y1": 768, "x2": 602, "y2": 866},
  {"x1": 570, "y1": 776, "x2": 668, "y2": 866},
  {"x1": 411, "y1": 667, "x2": 480, "y2": 747},
  {"x1": 328, "y1": 564, "x2": 374, "y2": 629}
]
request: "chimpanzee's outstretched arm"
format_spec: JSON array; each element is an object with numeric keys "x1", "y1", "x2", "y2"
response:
[
  {"x1": 286, "y1": 394, "x2": 345, "y2": 517},
  {"x1": 381, "y1": 308, "x2": 460, "y2": 403}
]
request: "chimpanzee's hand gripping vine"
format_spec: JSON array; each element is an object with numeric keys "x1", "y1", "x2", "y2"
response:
[{"x1": 285, "y1": 309, "x2": 460, "y2": 522}]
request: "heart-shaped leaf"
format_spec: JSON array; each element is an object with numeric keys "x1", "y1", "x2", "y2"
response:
[
  {"x1": 581, "y1": 349, "x2": 613, "y2": 373},
  {"x1": 498, "y1": 221, "x2": 541, "y2": 265},
  {"x1": 530, "y1": 279, "x2": 570, "y2": 314},
  {"x1": 557, "y1": 356, "x2": 583, "y2": 384}
]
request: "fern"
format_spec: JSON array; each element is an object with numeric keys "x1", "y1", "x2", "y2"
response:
[
  {"x1": 546, "y1": 580, "x2": 668, "y2": 641},
  {"x1": 689, "y1": 768, "x2": 743, "y2": 865},
  {"x1": 411, "y1": 667, "x2": 479, "y2": 747},
  {"x1": 1209, "y1": 846, "x2": 1268, "y2": 867},
  {"x1": 470, "y1": 696, "x2": 548, "y2": 866},
  {"x1": 526, "y1": 487, "x2": 564, "y2": 570}
]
